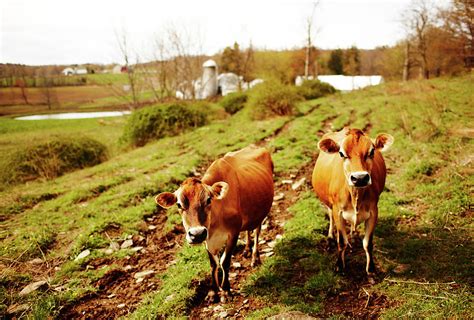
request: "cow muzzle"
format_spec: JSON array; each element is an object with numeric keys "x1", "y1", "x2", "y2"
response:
[
  {"x1": 186, "y1": 226, "x2": 208, "y2": 244},
  {"x1": 349, "y1": 171, "x2": 371, "y2": 188}
]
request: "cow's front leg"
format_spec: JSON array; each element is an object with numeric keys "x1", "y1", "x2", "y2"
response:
[
  {"x1": 363, "y1": 208, "x2": 378, "y2": 279},
  {"x1": 334, "y1": 209, "x2": 349, "y2": 273},
  {"x1": 219, "y1": 233, "x2": 238, "y2": 303},
  {"x1": 243, "y1": 231, "x2": 252, "y2": 257},
  {"x1": 206, "y1": 251, "x2": 220, "y2": 303}
]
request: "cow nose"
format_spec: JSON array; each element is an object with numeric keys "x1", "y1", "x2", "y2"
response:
[
  {"x1": 350, "y1": 172, "x2": 371, "y2": 187},
  {"x1": 187, "y1": 227, "x2": 208, "y2": 244}
]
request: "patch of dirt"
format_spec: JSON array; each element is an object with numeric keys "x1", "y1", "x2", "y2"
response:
[{"x1": 58, "y1": 210, "x2": 185, "y2": 319}]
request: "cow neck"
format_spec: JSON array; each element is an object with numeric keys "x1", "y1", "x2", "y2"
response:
[{"x1": 348, "y1": 186, "x2": 366, "y2": 232}]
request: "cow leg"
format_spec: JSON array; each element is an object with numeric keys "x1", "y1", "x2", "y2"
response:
[
  {"x1": 327, "y1": 207, "x2": 334, "y2": 239},
  {"x1": 243, "y1": 231, "x2": 252, "y2": 258},
  {"x1": 334, "y1": 209, "x2": 349, "y2": 273},
  {"x1": 206, "y1": 251, "x2": 220, "y2": 303},
  {"x1": 251, "y1": 225, "x2": 261, "y2": 267},
  {"x1": 363, "y1": 209, "x2": 378, "y2": 276},
  {"x1": 219, "y1": 233, "x2": 239, "y2": 303}
]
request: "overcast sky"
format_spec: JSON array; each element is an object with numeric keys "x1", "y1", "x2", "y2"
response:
[{"x1": 0, "y1": 0, "x2": 449, "y2": 66}]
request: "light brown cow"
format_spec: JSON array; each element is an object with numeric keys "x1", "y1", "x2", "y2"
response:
[
  {"x1": 312, "y1": 128, "x2": 394, "y2": 275},
  {"x1": 155, "y1": 145, "x2": 274, "y2": 302}
]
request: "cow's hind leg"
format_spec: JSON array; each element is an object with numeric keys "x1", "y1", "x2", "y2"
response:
[
  {"x1": 251, "y1": 225, "x2": 261, "y2": 267},
  {"x1": 243, "y1": 231, "x2": 252, "y2": 258},
  {"x1": 206, "y1": 251, "x2": 220, "y2": 303},
  {"x1": 219, "y1": 233, "x2": 239, "y2": 303}
]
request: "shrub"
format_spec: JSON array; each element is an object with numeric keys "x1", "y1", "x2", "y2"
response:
[
  {"x1": 219, "y1": 92, "x2": 248, "y2": 115},
  {"x1": 1, "y1": 137, "x2": 108, "y2": 185},
  {"x1": 121, "y1": 103, "x2": 208, "y2": 147},
  {"x1": 247, "y1": 80, "x2": 303, "y2": 119},
  {"x1": 296, "y1": 80, "x2": 336, "y2": 100}
]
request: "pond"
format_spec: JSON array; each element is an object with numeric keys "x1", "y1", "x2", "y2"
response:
[{"x1": 15, "y1": 111, "x2": 131, "y2": 120}]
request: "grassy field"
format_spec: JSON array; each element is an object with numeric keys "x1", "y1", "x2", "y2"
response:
[{"x1": 0, "y1": 75, "x2": 472, "y2": 319}]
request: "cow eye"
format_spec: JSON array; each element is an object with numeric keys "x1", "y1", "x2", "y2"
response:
[
  {"x1": 369, "y1": 149, "x2": 375, "y2": 158},
  {"x1": 206, "y1": 197, "x2": 212, "y2": 206}
]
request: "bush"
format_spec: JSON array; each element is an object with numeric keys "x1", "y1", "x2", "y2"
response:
[
  {"x1": 121, "y1": 103, "x2": 208, "y2": 147},
  {"x1": 247, "y1": 80, "x2": 303, "y2": 119},
  {"x1": 219, "y1": 92, "x2": 248, "y2": 115},
  {"x1": 1, "y1": 137, "x2": 108, "y2": 185},
  {"x1": 296, "y1": 80, "x2": 336, "y2": 100}
]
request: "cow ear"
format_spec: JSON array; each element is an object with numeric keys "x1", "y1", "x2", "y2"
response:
[
  {"x1": 211, "y1": 182, "x2": 229, "y2": 200},
  {"x1": 374, "y1": 133, "x2": 394, "y2": 152},
  {"x1": 318, "y1": 138, "x2": 340, "y2": 153},
  {"x1": 155, "y1": 192, "x2": 177, "y2": 208}
]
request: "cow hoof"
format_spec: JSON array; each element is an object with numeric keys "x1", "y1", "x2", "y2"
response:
[
  {"x1": 251, "y1": 257, "x2": 261, "y2": 267},
  {"x1": 206, "y1": 290, "x2": 218, "y2": 303},
  {"x1": 367, "y1": 275, "x2": 376, "y2": 285},
  {"x1": 220, "y1": 290, "x2": 232, "y2": 303},
  {"x1": 242, "y1": 249, "x2": 251, "y2": 258}
]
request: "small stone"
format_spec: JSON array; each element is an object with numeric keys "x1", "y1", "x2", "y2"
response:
[
  {"x1": 124, "y1": 265, "x2": 133, "y2": 271},
  {"x1": 109, "y1": 242, "x2": 120, "y2": 251},
  {"x1": 74, "y1": 249, "x2": 90, "y2": 261},
  {"x1": 127, "y1": 235, "x2": 133, "y2": 239},
  {"x1": 290, "y1": 174, "x2": 296, "y2": 179},
  {"x1": 232, "y1": 262, "x2": 241, "y2": 268},
  {"x1": 134, "y1": 270, "x2": 155, "y2": 279},
  {"x1": 281, "y1": 179, "x2": 293, "y2": 184},
  {"x1": 121, "y1": 239, "x2": 133, "y2": 249},
  {"x1": 53, "y1": 285, "x2": 67, "y2": 292},
  {"x1": 259, "y1": 239, "x2": 267, "y2": 245},
  {"x1": 276, "y1": 234, "x2": 283, "y2": 240},
  {"x1": 164, "y1": 294, "x2": 175, "y2": 302},
  {"x1": 136, "y1": 278, "x2": 144, "y2": 283},
  {"x1": 28, "y1": 258, "x2": 43, "y2": 265},
  {"x1": 54, "y1": 266, "x2": 61, "y2": 271},
  {"x1": 107, "y1": 293, "x2": 116, "y2": 298},
  {"x1": 267, "y1": 241, "x2": 277, "y2": 248},
  {"x1": 218, "y1": 311, "x2": 228, "y2": 318},
  {"x1": 146, "y1": 218, "x2": 154, "y2": 222},
  {"x1": 262, "y1": 247, "x2": 273, "y2": 253},
  {"x1": 229, "y1": 272, "x2": 238, "y2": 279},
  {"x1": 104, "y1": 249, "x2": 114, "y2": 255},
  {"x1": 7, "y1": 303, "x2": 29, "y2": 314},
  {"x1": 117, "y1": 303, "x2": 126, "y2": 308},
  {"x1": 265, "y1": 252, "x2": 274, "y2": 257},
  {"x1": 291, "y1": 177, "x2": 306, "y2": 190},
  {"x1": 261, "y1": 224, "x2": 268, "y2": 230},
  {"x1": 19, "y1": 280, "x2": 47, "y2": 296},
  {"x1": 273, "y1": 193, "x2": 285, "y2": 201},
  {"x1": 131, "y1": 246, "x2": 144, "y2": 252},
  {"x1": 213, "y1": 305, "x2": 224, "y2": 312},
  {"x1": 243, "y1": 299, "x2": 249, "y2": 304},
  {"x1": 148, "y1": 225, "x2": 157, "y2": 230}
]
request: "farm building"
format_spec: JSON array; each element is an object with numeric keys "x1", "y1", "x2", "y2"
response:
[{"x1": 61, "y1": 67, "x2": 88, "y2": 76}]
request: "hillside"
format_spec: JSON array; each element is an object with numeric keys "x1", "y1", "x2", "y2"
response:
[{"x1": 0, "y1": 75, "x2": 472, "y2": 319}]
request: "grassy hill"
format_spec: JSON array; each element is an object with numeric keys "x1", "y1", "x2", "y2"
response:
[{"x1": 0, "y1": 75, "x2": 472, "y2": 319}]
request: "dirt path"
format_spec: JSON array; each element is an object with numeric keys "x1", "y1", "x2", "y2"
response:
[{"x1": 56, "y1": 105, "x2": 392, "y2": 319}]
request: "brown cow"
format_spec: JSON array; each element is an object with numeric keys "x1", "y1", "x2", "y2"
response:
[
  {"x1": 155, "y1": 145, "x2": 274, "y2": 302},
  {"x1": 312, "y1": 128, "x2": 394, "y2": 276}
]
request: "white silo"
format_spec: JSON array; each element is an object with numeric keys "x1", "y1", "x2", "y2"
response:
[{"x1": 201, "y1": 59, "x2": 218, "y2": 99}]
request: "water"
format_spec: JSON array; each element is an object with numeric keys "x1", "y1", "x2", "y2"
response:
[{"x1": 15, "y1": 111, "x2": 131, "y2": 120}]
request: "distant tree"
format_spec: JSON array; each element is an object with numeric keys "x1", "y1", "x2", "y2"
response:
[
  {"x1": 402, "y1": 0, "x2": 435, "y2": 79},
  {"x1": 440, "y1": 0, "x2": 474, "y2": 68},
  {"x1": 38, "y1": 68, "x2": 58, "y2": 110},
  {"x1": 328, "y1": 49, "x2": 344, "y2": 74},
  {"x1": 304, "y1": 1, "x2": 320, "y2": 79},
  {"x1": 343, "y1": 46, "x2": 361, "y2": 75},
  {"x1": 220, "y1": 42, "x2": 243, "y2": 75},
  {"x1": 116, "y1": 31, "x2": 141, "y2": 108}
]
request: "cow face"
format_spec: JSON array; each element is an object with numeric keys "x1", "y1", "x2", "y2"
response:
[
  {"x1": 319, "y1": 129, "x2": 393, "y2": 188},
  {"x1": 155, "y1": 178, "x2": 229, "y2": 244}
]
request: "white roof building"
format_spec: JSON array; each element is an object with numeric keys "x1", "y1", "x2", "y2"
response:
[{"x1": 316, "y1": 75, "x2": 383, "y2": 91}]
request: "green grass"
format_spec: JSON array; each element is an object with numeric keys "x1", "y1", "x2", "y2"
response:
[{"x1": 1, "y1": 75, "x2": 472, "y2": 318}]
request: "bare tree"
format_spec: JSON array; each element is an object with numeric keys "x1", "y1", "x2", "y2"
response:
[
  {"x1": 115, "y1": 30, "x2": 141, "y2": 108},
  {"x1": 304, "y1": 0, "x2": 320, "y2": 79},
  {"x1": 38, "y1": 68, "x2": 58, "y2": 110},
  {"x1": 402, "y1": 0, "x2": 435, "y2": 79}
]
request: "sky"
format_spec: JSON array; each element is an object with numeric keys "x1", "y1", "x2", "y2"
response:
[{"x1": 0, "y1": 0, "x2": 449, "y2": 66}]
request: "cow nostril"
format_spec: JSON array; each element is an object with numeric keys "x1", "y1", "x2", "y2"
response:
[
  {"x1": 362, "y1": 174, "x2": 370, "y2": 183},
  {"x1": 351, "y1": 175, "x2": 358, "y2": 183}
]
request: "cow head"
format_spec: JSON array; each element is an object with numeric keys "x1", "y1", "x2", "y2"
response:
[
  {"x1": 318, "y1": 129, "x2": 393, "y2": 188},
  {"x1": 155, "y1": 177, "x2": 229, "y2": 244}
]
